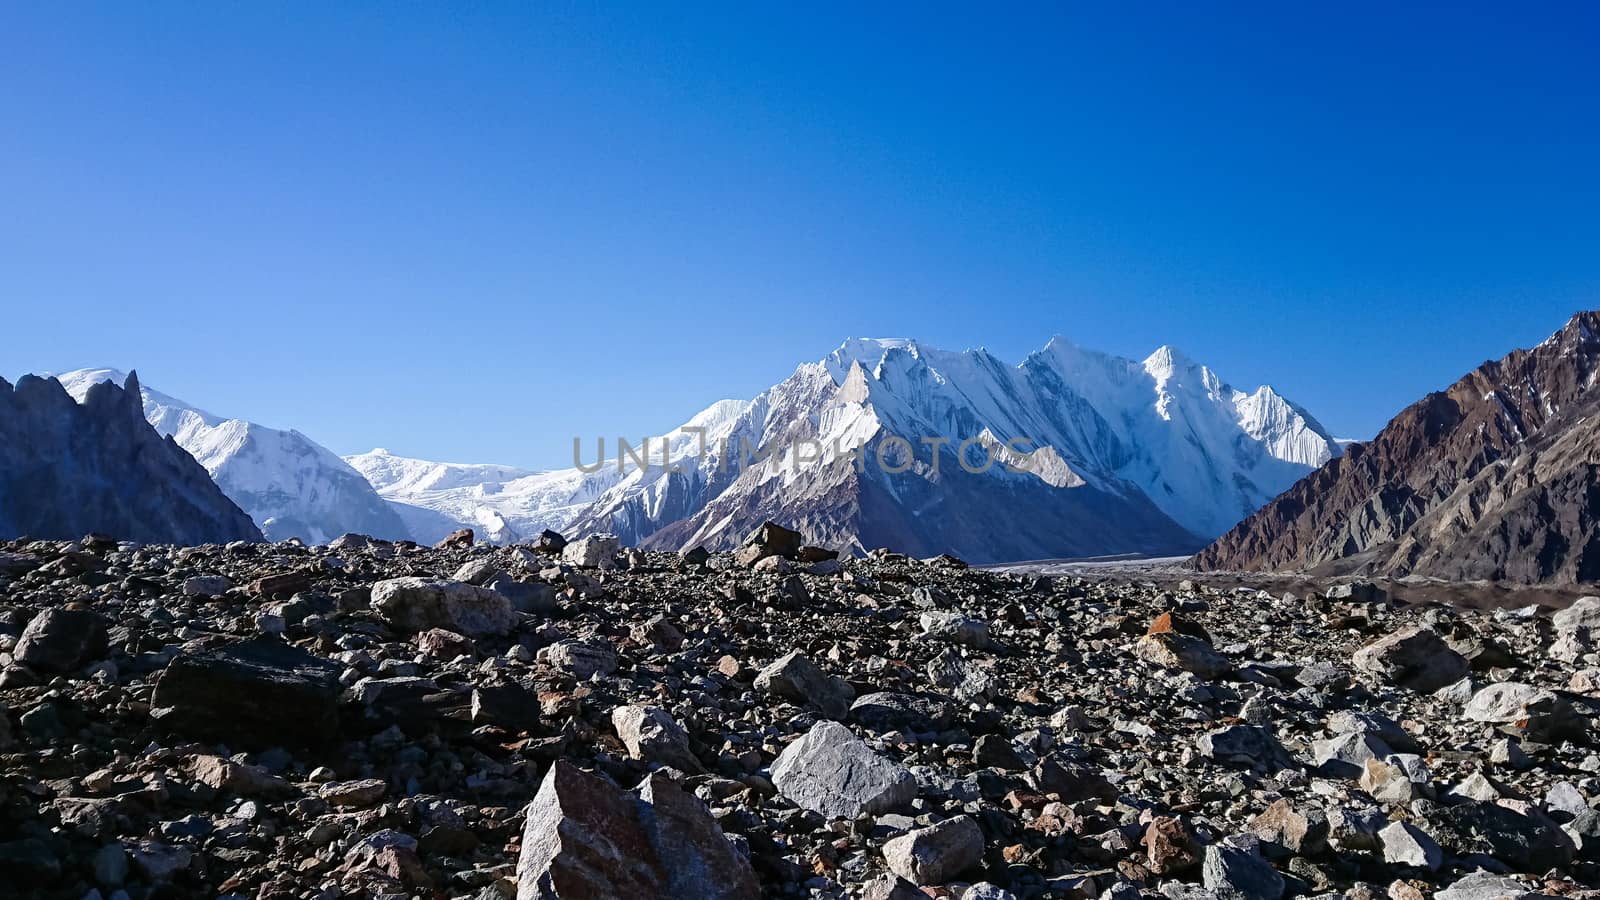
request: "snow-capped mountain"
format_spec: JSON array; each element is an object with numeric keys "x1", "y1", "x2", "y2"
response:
[
  {"x1": 53, "y1": 368, "x2": 409, "y2": 544},
  {"x1": 345, "y1": 399, "x2": 751, "y2": 546},
  {"x1": 0, "y1": 371, "x2": 261, "y2": 544},
  {"x1": 352, "y1": 336, "x2": 1338, "y2": 562}
]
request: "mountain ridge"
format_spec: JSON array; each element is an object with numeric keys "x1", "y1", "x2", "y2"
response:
[{"x1": 1193, "y1": 310, "x2": 1600, "y2": 583}]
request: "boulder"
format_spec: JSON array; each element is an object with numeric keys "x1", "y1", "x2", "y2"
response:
[
  {"x1": 1135, "y1": 631, "x2": 1231, "y2": 678},
  {"x1": 1201, "y1": 840, "x2": 1284, "y2": 900},
  {"x1": 514, "y1": 761, "x2": 757, "y2": 899},
  {"x1": 1462, "y1": 682, "x2": 1583, "y2": 741},
  {"x1": 881, "y1": 815, "x2": 984, "y2": 885},
  {"x1": 14, "y1": 608, "x2": 108, "y2": 673},
  {"x1": 150, "y1": 639, "x2": 341, "y2": 748},
  {"x1": 1351, "y1": 626, "x2": 1469, "y2": 692},
  {"x1": 561, "y1": 533, "x2": 620, "y2": 570},
  {"x1": 754, "y1": 650, "x2": 855, "y2": 719},
  {"x1": 733, "y1": 521, "x2": 803, "y2": 566},
  {"x1": 371, "y1": 577, "x2": 516, "y2": 637},
  {"x1": 612, "y1": 704, "x2": 703, "y2": 773},
  {"x1": 770, "y1": 720, "x2": 916, "y2": 819}
]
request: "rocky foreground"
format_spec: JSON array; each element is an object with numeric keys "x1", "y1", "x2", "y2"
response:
[{"x1": 1, "y1": 525, "x2": 1598, "y2": 900}]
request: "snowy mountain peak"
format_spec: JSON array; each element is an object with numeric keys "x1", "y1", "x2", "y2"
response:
[{"x1": 52, "y1": 368, "x2": 409, "y2": 544}]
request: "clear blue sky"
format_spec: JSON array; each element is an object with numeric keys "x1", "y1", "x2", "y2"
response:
[{"x1": 3, "y1": 3, "x2": 1596, "y2": 469}]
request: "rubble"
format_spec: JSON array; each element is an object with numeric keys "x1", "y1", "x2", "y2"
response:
[{"x1": 0, "y1": 532, "x2": 1596, "y2": 899}]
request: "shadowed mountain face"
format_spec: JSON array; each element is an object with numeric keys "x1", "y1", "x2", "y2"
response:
[
  {"x1": 0, "y1": 371, "x2": 262, "y2": 544},
  {"x1": 55, "y1": 368, "x2": 409, "y2": 545},
  {"x1": 1194, "y1": 311, "x2": 1600, "y2": 584}
]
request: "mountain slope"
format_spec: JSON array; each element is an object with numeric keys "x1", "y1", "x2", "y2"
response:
[
  {"x1": 0, "y1": 371, "x2": 262, "y2": 543},
  {"x1": 1193, "y1": 310, "x2": 1600, "y2": 583},
  {"x1": 644, "y1": 338, "x2": 1337, "y2": 561},
  {"x1": 54, "y1": 369, "x2": 409, "y2": 545},
  {"x1": 347, "y1": 399, "x2": 751, "y2": 546},
  {"x1": 361, "y1": 336, "x2": 1336, "y2": 562}
]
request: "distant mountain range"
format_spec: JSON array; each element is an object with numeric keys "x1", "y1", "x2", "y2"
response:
[
  {"x1": 1195, "y1": 311, "x2": 1600, "y2": 584},
  {"x1": 352, "y1": 337, "x2": 1338, "y2": 562},
  {"x1": 0, "y1": 371, "x2": 260, "y2": 544},
  {"x1": 30, "y1": 337, "x2": 1338, "y2": 562},
  {"x1": 53, "y1": 368, "x2": 409, "y2": 544}
]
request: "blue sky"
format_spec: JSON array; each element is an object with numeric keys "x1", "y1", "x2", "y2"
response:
[{"x1": 3, "y1": 3, "x2": 1596, "y2": 469}]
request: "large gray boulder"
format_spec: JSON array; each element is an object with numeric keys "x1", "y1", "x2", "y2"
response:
[
  {"x1": 515, "y1": 761, "x2": 758, "y2": 899},
  {"x1": 771, "y1": 720, "x2": 916, "y2": 819},
  {"x1": 370, "y1": 577, "x2": 516, "y2": 637}
]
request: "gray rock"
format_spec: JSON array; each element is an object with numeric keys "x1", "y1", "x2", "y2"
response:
[
  {"x1": 919, "y1": 611, "x2": 990, "y2": 648},
  {"x1": 881, "y1": 815, "x2": 984, "y2": 885},
  {"x1": 754, "y1": 650, "x2": 855, "y2": 719},
  {"x1": 1201, "y1": 841, "x2": 1284, "y2": 900},
  {"x1": 1351, "y1": 626, "x2": 1469, "y2": 692},
  {"x1": 371, "y1": 577, "x2": 516, "y2": 636},
  {"x1": 14, "y1": 608, "x2": 108, "y2": 673},
  {"x1": 1197, "y1": 725, "x2": 1291, "y2": 771},
  {"x1": 515, "y1": 761, "x2": 758, "y2": 899},
  {"x1": 1378, "y1": 821, "x2": 1442, "y2": 870},
  {"x1": 546, "y1": 639, "x2": 618, "y2": 679},
  {"x1": 1463, "y1": 682, "x2": 1582, "y2": 741},
  {"x1": 612, "y1": 704, "x2": 703, "y2": 773},
  {"x1": 561, "y1": 533, "x2": 620, "y2": 570},
  {"x1": 1433, "y1": 870, "x2": 1540, "y2": 900},
  {"x1": 770, "y1": 720, "x2": 916, "y2": 819},
  {"x1": 1136, "y1": 631, "x2": 1232, "y2": 678}
]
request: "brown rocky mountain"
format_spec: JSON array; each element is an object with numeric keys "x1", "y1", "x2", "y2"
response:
[{"x1": 1193, "y1": 310, "x2": 1600, "y2": 584}]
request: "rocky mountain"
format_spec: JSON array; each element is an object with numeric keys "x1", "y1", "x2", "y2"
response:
[
  {"x1": 54, "y1": 369, "x2": 410, "y2": 545},
  {"x1": 0, "y1": 371, "x2": 261, "y2": 543},
  {"x1": 360, "y1": 338, "x2": 1338, "y2": 563},
  {"x1": 1194, "y1": 310, "x2": 1600, "y2": 583}
]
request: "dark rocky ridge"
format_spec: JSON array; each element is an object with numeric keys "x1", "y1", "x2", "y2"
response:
[
  {"x1": 1194, "y1": 311, "x2": 1600, "y2": 584},
  {"x1": 0, "y1": 528, "x2": 1597, "y2": 898},
  {"x1": 0, "y1": 371, "x2": 262, "y2": 544}
]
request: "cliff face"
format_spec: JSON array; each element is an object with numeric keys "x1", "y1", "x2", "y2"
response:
[
  {"x1": 1194, "y1": 311, "x2": 1600, "y2": 584},
  {"x1": 0, "y1": 371, "x2": 262, "y2": 544}
]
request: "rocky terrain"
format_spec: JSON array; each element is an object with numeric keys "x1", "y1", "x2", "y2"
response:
[
  {"x1": 0, "y1": 372, "x2": 262, "y2": 545},
  {"x1": 2, "y1": 524, "x2": 1599, "y2": 900},
  {"x1": 1194, "y1": 311, "x2": 1600, "y2": 584}
]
